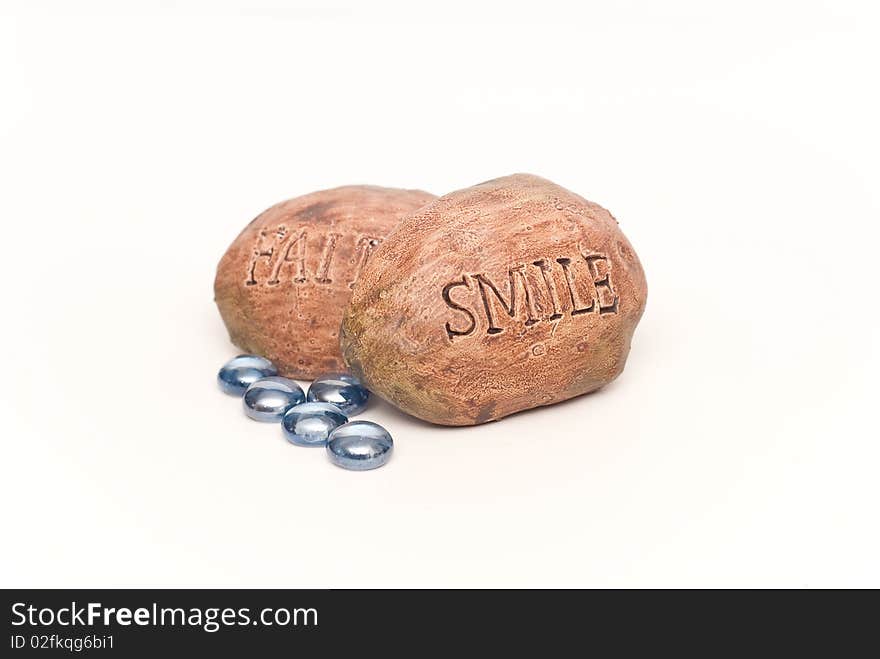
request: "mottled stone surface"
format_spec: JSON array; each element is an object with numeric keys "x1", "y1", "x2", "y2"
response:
[
  {"x1": 214, "y1": 186, "x2": 435, "y2": 379},
  {"x1": 341, "y1": 174, "x2": 648, "y2": 426}
]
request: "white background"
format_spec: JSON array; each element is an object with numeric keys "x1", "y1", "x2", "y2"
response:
[{"x1": 1, "y1": 0, "x2": 877, "y2": 588}]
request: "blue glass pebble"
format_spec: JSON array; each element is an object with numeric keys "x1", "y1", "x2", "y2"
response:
[
  {"x1": 326, "y1": 421, "x2": 393, "y2": 471},
  {"x1": 307, "y1": 373, "x2": 370, "y2": 416},
  {"x1": 218, "y1": 355, "x2": 277, "y2": 396},
  {"x1": 282, "y1": 402, "x2": 348, "y2": 447},
  {"x1": 242, "y1": 376, "x2": 305, "y2": 422}
]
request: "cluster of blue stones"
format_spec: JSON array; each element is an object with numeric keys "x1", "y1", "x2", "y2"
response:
[{"x1": 217, "y1": 355, "x2": 393, "y2": 471}]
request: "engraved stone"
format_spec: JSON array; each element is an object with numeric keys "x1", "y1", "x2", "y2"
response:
[
  {"x1": 340, "y1": 174, "x2": 648, "y2": 426},
  {"x1": 214, "y1": 186, "x2": 435, "y2": 380}
]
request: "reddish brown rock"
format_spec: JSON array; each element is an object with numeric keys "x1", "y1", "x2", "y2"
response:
[
  {"x1": 214, "y1": 186, "x2": 435, "y2": 379},
  {"x1": 340, "y1": 174, "x2": 647, "y2": 425}
]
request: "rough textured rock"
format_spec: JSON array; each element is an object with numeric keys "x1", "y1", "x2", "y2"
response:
[
  {"x1": 340, "y1": 174, "x2": 647, "y2": 425},
  {"x1": 215, "y1": 186, "x2": 435, "y2": 379}
]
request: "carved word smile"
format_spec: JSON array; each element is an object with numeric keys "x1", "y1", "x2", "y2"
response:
[{"x1": 442, "y1": 251, "x2": 619, "y2": 339}]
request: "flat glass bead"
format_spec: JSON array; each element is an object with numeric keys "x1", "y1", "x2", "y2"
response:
[
  {"x1": 242, "y1": 376, "x2": 305, "y2": 422},
  {"x1": 281, "y1": 402, "x2": 348, "y2": 447},
  {"x1": 326, "y1": 421, "x2": 393, "y2": 471},
  {"x1": 217, "y1": 354, "x2": 277, "y2": 396},
  {"x1": 307, "y1": 373, "x2": 370, "y2": 416}
]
